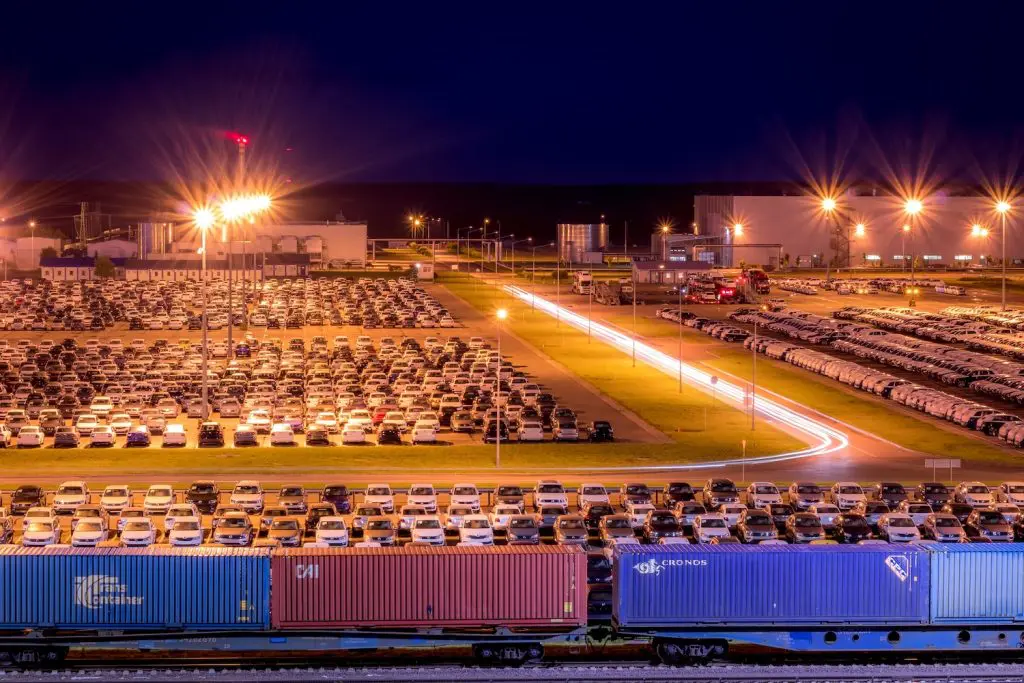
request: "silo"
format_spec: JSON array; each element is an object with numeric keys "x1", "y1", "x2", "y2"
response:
[
  {"x1": 278, "y1": 235, "x2": 299, "y2": 254},
  {"x1": 254, "y1": 236, "x2": 275, "y2": 254},
  {"x1": 303, "y1": 236, "x2": 324, "y2": 264},
  {"x1": 557, "y1": 223, "x2": 609, "y2": 263},
  {"x1": 138, "y1": 222, "x2": 173, "y2": 257}
]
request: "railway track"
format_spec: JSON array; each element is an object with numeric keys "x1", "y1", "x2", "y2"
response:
[{"x1": 3, "y1": 661, "x2": 1024, "y2": 682}]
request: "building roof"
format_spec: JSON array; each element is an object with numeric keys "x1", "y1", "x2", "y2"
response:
[
  {"x1": 632, "y1": 261, "x2": 713, "y2": 271},
  {"x1": 41, "y1": 257, "x2": 95, "y2": 268}
]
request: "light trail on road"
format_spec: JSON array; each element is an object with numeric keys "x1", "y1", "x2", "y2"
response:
[{"x1": 504, "y1": 285, "x2": 850, "y2": 468}]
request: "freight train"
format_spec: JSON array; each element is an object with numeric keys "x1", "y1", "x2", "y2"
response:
[{"x1": 3, "y1": 543, "x2": 1024, "y2": 668}]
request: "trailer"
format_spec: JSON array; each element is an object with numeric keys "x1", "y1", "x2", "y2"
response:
[{"x1": 571, "y1": 271, "x2": 593, "y2": 295}]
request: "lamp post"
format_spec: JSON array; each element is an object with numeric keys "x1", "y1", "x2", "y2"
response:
[
  {"x1": 729, "y1": 223, "x2": 744, "y2": 268},
  {"x1": 28, "y1": 221, "x2": 36, "y2": 266},
  {"x1": 193, "y1": 208, "x2": 215, "y2": 421},
  {"x1": 904, "y1": 198, "x2": 923, "y2": 303},
  {"x1": 660, "y1": 223, "x2": 671, "y2": 261},
  {"x1": 677, "y1": 273, "x2": 683, "y2": 393},
  {"x1": 821, "y1": 197, "x2": 841, "y2": 268},
  {"x1": 996, "y1": 201, "x2": 1012, "y2": 310},
  {"x1": 510, "y1": 237, "x2": 531, "y2": 280},
  {"x1": 495, "y1": 308, "x2": 508, "y2": 468},
  {"x1": 632, "y1": 266, "x2": 637, "y2": 367}
]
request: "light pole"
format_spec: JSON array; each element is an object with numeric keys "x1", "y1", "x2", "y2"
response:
[
  {"x1": 631, "y1": 266, "x2": 637, "y2": 367},
  {"x1": 677, "y1": 275, "x2": 683, "y2": 393},
  {"x1": 904, "y1": 198, "x2": 923, "y2": 302},
  {"x1": 193, "y1": 208, "x2": 215, "y2": 421},
  {"x1": 495, "y1": 308, "x2": 508, "y2": 468},
  {"x1": 996, "y1": 200, "x2": 1012, "y2": 310},
  {"x1": 901, "y1": 224, "x2": 909, "y2": 273},
  {"x1": 28, "y1": 221, "x2": 36, "y2": 266},
  {"x1": 556, "y1": 253, "x2": 561, "y2": 327},
  {"x1": 751, "y1": 317, "x2": 757, "y2": 431},
  {"x1": 510, "y1": 237, "x2": 531, "y2": 280},
  {"x1": 660, "y1": 223, "x2": 671, "y2": 261},
  {"x1": 821, "y1": 197, "x2": 840, "y2": 268}
]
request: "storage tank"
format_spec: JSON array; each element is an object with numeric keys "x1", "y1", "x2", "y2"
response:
[
  {"x1": 138, "y1": 222, "x2": 173, "y2": 257},
  {"x1": 254, "y1": 236, "x2": 274, "y2": 254},
  {"x1": 277, "y1": 235, "x2": 298, "y2": 254},
  {"x1": 557, "y1": 223, "x2": 608, "y2": 263}
]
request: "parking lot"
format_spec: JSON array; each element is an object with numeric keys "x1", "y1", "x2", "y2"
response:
[{"x1": 5, "y1": 477, "x2": 1024, "y2": 549}]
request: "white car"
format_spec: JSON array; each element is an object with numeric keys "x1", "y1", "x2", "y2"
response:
[
  {"x1": 411, "y1": 515, "x2": 446, "y2": 545},
  {"x1": 625, "y1": 501, "x2": 655, "y2": 528},
  {"x1": 143, "y1": 412, "x2": 167, "y2": 434},
  {"x1": 830, "y1": 482, "x2": 866, "y2": 510},
  {"x1": 109, "y1": 413, "x2": 133, "y2": 436},
  {"x1": 22, "y1": 520, "x2": 61, "y2": 546},
  {"x1": 346, "y1": 409, "x2": 373, "y2": 432},
  {"x1": 746, "y1": 482, "x2": 783, "y2": 508},
  {"x1": 692, "y1": 513, "x2": 732, "y2": 543},
  {"x1": 167, "y1": 516, "x2": 204, "y2": 546},
  {"x1": 143, "y1": 484, "x2": 175, "y2": 515},
  {"x1": 578, "y1": 483, "x2": 610, "y2": 508},
  {"x1": 364, "y1": 483, "x2": 395, "y2": 513},
  {"x1": 246, "y1": 409, "x2": 272, "y2": 433},
  {"x1": 955, "y1": 481, "x2": 995, "y2": 508},
  {"x1": 878, "y1": 513, "x2": 922, "y2": 543},
  {"x1": 75, "y1": 413, "x2": 99, "y2": 437},
  {"x1": 90, "y1": 426, "x2": 116, "y2": 447},
  {"x1": 341, "y1": 424, "x2": 366, "y2": 444},
  {"x1": 315, "y1": 517, "x2": 350, "y2": 547},
  {"x1": 450, "y1": 483, "x2": 481, "y2": 512},
  {"x1": 898, "y1": 501, "x2": 934, "y2": 527},
  {"x1": 995, "y1": 503, "x2": 1022, "y2": 524},
  {"x1": 535, "y1": 480, "x2": 569, "y2": 509},
  {"x1": 16, "y1": 426, "x2": 43, "y2": 448},
  {"x1": 458, "y1": 514, "x2": 495, "y2": 545},
  {"x1": 720, "y1": 503, "x2": 747, "y2": 527},
  {"x1": 269, "y1": 423, "x2": 295, "y2": 446},
  {"x1": 165, "y1": 503, "x2": 200, "y2": 529},
  {"x1": 71, "y1": 519, "x2": 109, "y2": 547},
  {"x1": 219, "y1": 399, "x2": 242, "y2": 418},
  {"x1": 120, "y1": 518, "x2": 157, "y2": 547},
  {"x1": 314, "y1": 412, "x2": 340, "y2": 433},
  {"x1": 100, "y1": 485, "x2": 133, "y2": 513},
  {"x1": 517, "y1": 421, "x2": 545, "y2": 442},
  {"x1": 53, "y1": 481, "x2": 90, "y2": 514},
  {"x1": 162, "y1": 423, "x2": 187, "y2": 446},
  {"x1": 410, "y1": 421, "x2": 437, "y2": 444},
  {"x1": 489, "y1": 504, "x2": 522, "y2": 533},
  {"x1": 810, "y1": 503, "x2": 841, "y2": 528},
  {"x1": 90, "y1": 396, "x2": 114, "y2": 417},
  {"x1": 407, "y1": 484, "x2": 438, "y2": 513},
  {"x1": 231, "y1": 481, "x2": 265, "y2": 513},
  {"x1": 997, "y1": 482, "x2": 1024, "y2": 506}
]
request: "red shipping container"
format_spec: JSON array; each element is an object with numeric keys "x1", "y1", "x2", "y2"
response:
[{"x1": 271, "y1": 545, "x2": 587, "y2": 629}]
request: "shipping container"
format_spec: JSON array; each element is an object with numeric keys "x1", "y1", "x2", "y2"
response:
[
  {"x1": 0, "y1": 547, "x2": 270, "y2": 630},
  {"x1": 271, "y1": 546, "x2": 587, "y2": 629},
  {"x1": 927, "y1": 544, "x2": 1024, "y2": 624},
  {"x1": 612, "y1": 544, "x2": 929, "y2": 627}
]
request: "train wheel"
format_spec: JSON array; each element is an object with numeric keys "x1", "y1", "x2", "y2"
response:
[
  {"x1": 473, "y1": 643, "x2": 543, "y2": 666},
  {"x1": 655, "y1": 640, "x2": 724, "y2": 666}
]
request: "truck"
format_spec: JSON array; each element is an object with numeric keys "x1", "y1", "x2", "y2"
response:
[
  {"x1": 744, "y1": 268, "x2": 771, "y2": 295},
  {"x1": 572, "y1": 271, "x2": 593, "y2": 295}
]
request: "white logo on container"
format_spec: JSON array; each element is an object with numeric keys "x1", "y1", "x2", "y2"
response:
[
  {"x1": 634, "y1": 559, "x2": 664, "y2": 576},
  {"x1": 885, "y1": 555, "x2": 909, "y2": 582},
  {"x1": 74, "y1": 575, "x2": 145, "y2": 609},
  {"x1": 633, "y1": 558, "x2": 708, "y2": 576}
]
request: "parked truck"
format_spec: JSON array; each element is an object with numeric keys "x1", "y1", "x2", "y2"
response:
[{"x1": 572, "y1": 271, "x2": 593, "y2": 295}]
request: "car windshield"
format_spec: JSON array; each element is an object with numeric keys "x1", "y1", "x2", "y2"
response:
[
  {"x1": 755, "y1": 486, "x2": 777, "y2": 494},
  {"x1": 124, "y1": 522, "x2": 150, "y2": 531},
  {"x1": 583, "y1": 487, "x2": 605, "y2": 495},
  {"x1": 746, "y1": 514, "x2": 771, "y2": 525},
  {"x1": 560, "y1": 519, "x2": 585, "y2": 529},
  {"x1": 924, "y1": 484, "x2": 947, "y2": 494},
  {"x1": 908, "y1": 505, "x2": 931, "y2": 513},
  {"x1": 701, "y1": 518, "x2": 727, "y2": 528},
  {"x1": 464, "y1": 519, "x2": 490, "y2": 529},
  {"x1": 888, "y1": 518, "x2": 916, "y2": 527},
  {"x1": 415, "y1": 519, "x2": 441, "y2": 529},
  {"x1": 149, "y1": 488, "x2": 171, "y2": 497},
  {"x1": 410, "y1": 487, "x2": 433, "y2": 496},
  {"x1": 58, "y1": 486, "x2": 83, "y2": 495},
  {"x1": 221, "y1": 518, "x2": 247, "y2": 528},
  {"x1": 979, "y1": 512, "x2": 1004, "y2": 524},
  {"x1": 797, "y1": 485, "x2": 820, "y2": 494},
  {"x1": 968, "y1": 486, "x2": 989, "y2": 494},
  {"x1": 272, "y1": 520, "x2": 299, "y2": 530},
  {"x1": 538, "y1": 484, "x2": 563, "y2": 493},
  {"x1": 320, "y1": 520, "x2": 346, "y2": 530},
  {"x1": 839, "y1": 486, "x2": 862, "y2": 494},
  {"x1": 711, "y1": 482, "x2": 736, "y2": 493},
  {"x1": 173, "y1": 521, "x2": 201, "y2": 531},
  {"x1": 366, "y1": 520, "x2": 391, "y2": 530},
  {"x1": 77, "y1": 522, "x2": 102, "y2": 532},
  {"x1": 367, "y1": 487, "x2": 390, "y2": 496},
  {"x1": 881, "y1": 485, "x2": 904, "y2": 494},
  {"x1": 191, "y1": 484, "x2": 215, "y2": 494},
  {"x1": 105, "y1": 488, "x2": 128, "y2": 497},
  {"x1": 795, "y1": 517, "x2": 819, "y2": 528},
  {"x1": 497, "y1": 486, "x2": 520, "y2": 496},
  {"x1": 236, "y1": 486, "x2": 260, "y2": 494},
  {"x1": 625, "y1": 485, "x2": 649, "y2": 495},
  {"x1": 843, "y1": 518, "x2": 869, "y2": 530},
  {"x1": 324, "y1": 487, "x2": 348, "y2": 496},
  {"x1": 26, "y1": 522, "x2": 53, "y2": 532},
  {"x1": 1008, "y1": 486, "x2": 1024, "y2": 494},
  {"x1": 77, "y1": 509, "x2": 99, "y2": 517},
  {"x1": 281, "y1": 487, "x2": 302, "y2": 496},
  {"x1": 936, "y1": 518, "x2": 961, "y2": 528},
  {"x1": 510, "y1": 518, "x2": 536, "y2": 529}
]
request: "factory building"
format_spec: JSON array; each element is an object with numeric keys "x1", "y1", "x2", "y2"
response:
[
  {"x1": 694, "y1": 193, "x2": 1022, "y2": 269},
  {"x1": 87, "y1": 239, "x2": 138, "y2": 259}
]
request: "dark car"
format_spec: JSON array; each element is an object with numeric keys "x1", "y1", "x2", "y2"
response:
[
  {"x1": 321, "y1": 484, "x2": 351, "y2": 514},
  {"x1": 666, "y1": 482, "x2": 696, "y2": 505},
  {"x1": 305, "y1": 502, "x2": 337, "y2": 532},
  {"x1": 376, "y1": 425, "x2": 402, "y2": 445},
  {"x1": 506, "y1": 514, "x2": 540, "y2": 545},
  {"x1": 581, "y1": 502, "x2": 614, "y2": 530},
  {"x1": 642, "y1": 510, "x2": 683, "y2": 543},
  {"x1": 125, "y1": 426, "x2": 151, "y2": 447},
  {"x1": 784, "y1": 512, "x2": 826, "y2": 543},
  {"x1": 736, "y1": 509, "x2": 777, "y2": 543},
  {"x1": 198, "y1": 422, "x2": 225, "y2": 447},
  {"x1": 588, "y1": 420, "x2": 614, "y2": 442},
  {"x1": 965, "y1": 509, "x2": 1013, "y2": 542},
  {"x1": 917, "y1": 482, "x2": 952, "y2": 507},
  {"x1": 830, "y1": 513, "x2": 873, "y2": 543},
  {"x1": 11, "y1": 484, "x2": 44, "y2": 514},
  {"x1": 703, "y1": 478, "x2": 740, "y2": 508},
  {"x1": 186, "y1": 480, "x2": 220, "y2": 514},
  {"x1": 496, "y1": 485, "x2": 526, "y2": 508},
  {"x1": 875, "y1": 482, "x2": 909, "y2": 507},
  {"x1": 587, "y1": 551, "x2": 613, "y2": 584},
  {"x1": 538, "y1": 505, "x2": 567, "y2": 533},
  {"x1": 53, "y1": 426, "x2": 80, "y2": 448},
  {"x1": 941, "y1": 502, "x2": 975, "y2": 525},
  {"x1": 620, "y1": 483, "x2": 652, "y2": 509},
  {"x1": 305, "y1": 427, "x2": 331, "y2": 446},
  {"x1": 764, "y1": 503, "x2": 795, "y2": 530}
]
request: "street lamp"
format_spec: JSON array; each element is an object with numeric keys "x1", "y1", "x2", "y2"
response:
[
  {"x1": 901, "y1": 223, "x2": 911, "y2": 274},
  {"x1": 192, "y1": 207, "x2": 215, "y2": 421},
  {"x1": 996, "y1": 200, "x2": 1012, "y2": 310},
  {"x1": 219, "y1": 194, "x2": 272, "y2": 361},
  {"x1": 660, "y1": 223, "x2": 671, "y2": 261},
  {"x1": 904, "y1": 199, "x2": 923, "y2": 302},
  {"x1": 509, "y1": 236, "x2": 531, "y2": 277},
  {"x1": 854, "y1": 223, "x2": 866, "y2": 238},
  {"x1": 495, "y1": 308, "x2": 508, "y2": 468}
]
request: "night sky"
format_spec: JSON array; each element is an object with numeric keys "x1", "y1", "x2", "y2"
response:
[{"x1": 2, "y1": 4, "x2": 1024, "y2": 186}]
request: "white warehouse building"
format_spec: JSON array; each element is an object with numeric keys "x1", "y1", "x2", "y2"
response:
[{"x1": 693, "y1": 192, "x2": 1022, "y2": 269}]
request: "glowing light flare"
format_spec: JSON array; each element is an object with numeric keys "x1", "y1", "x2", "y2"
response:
[
  {"x1": 821, "y1": 197, "x2": 837, "y2": 213},
  {"x1": 496, "y1": 308, "x2": 508, "y2": 321},
  {"x1": 904, "y1": 198, "x2": 923, "y2": 216},
  {"x1": 854, "y1": 223, "x2": 866, "y2": 237},
  {"x1": 732, "y1": 223, "x2": 744, "y2": 236},
  {"x1": 996, "y1": 200, "x2": 1012, "y2": 215},
  {"x1": 503, "y1": 285, "x2": 849, "y2": 466},
  {"x1": 902, "y1": 224, "x2": 911, "y2": 233},
  {"x1": 192, "y1": 208, "x2": 215, "y2": 231}
]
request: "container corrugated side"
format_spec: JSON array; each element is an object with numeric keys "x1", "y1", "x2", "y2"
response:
[
  {"x1": 0, "y1": 547, "x2": 270, "y2": 629},
  {"x1": 612, "y1": 543, "x2": 929, "y2": 627},
  {"x1": 271, "y1": 545, "x2": 586, "y2": 629},
  {"x1": 927, "y1": 544, "x2": 1024, "y2": 624}
]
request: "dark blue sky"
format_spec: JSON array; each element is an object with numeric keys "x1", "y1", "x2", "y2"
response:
[{"x1": 2, "y1": 3, "x2": 1023, "y2": 185}]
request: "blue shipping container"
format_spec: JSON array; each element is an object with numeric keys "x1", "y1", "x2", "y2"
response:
[
  {"x1": 612, "y1": 544, "x2": 929, "y2": 627},
  {"x1": 0, "y1": 547, "x2": 270, "y2": 630},
  {"x1": 927, "y1": 544, "x2": 1024, "y2": 624}
]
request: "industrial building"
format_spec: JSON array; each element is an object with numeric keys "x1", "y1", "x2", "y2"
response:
[
  {"x1": 136, "y1": 220, "x2": 367, "y2": 268},
  {"x1": 631, "y1": 260, "x2": 713, "y2": 284},
  {"x1": 557, "y1": 223, "x2": 608, "y2": 264},
  {"x1": 693, "y1": 192, "x2": 1022, "y2": 269}
]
